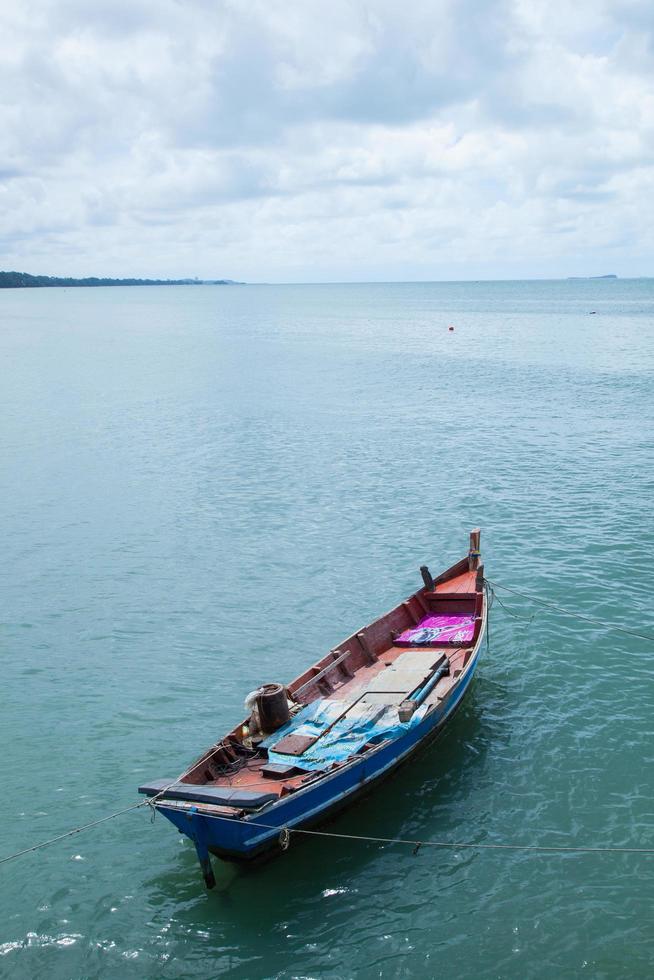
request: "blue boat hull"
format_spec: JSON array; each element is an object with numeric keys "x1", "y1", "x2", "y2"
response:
[{"x1": 155, "y1": 643, "x2": 481, "y2": 864}]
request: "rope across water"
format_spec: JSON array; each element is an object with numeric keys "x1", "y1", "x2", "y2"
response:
[
  {"x1": 1, "y1": 578, "x2": 652, "y2": 868},
  {"x1": 0, "y1": 802, "x2": 148, "y2": 867},
  {"x1": 485, "y1": 579, "x2": 654, "y2": 642},
  {"x1": 3, "y1": 805, "x2": 653, "y2": 867}
]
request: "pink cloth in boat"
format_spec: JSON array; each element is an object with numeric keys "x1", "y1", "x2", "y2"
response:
[{"x1": 396, "y1": 614, "x2": 475, "y2": 645}]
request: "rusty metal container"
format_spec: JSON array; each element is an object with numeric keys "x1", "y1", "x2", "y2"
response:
[{"x1": 256, "y1": 683, "x2": 291, "y2": 733}]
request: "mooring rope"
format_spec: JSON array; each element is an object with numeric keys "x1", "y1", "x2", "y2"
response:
[
  {"x1": 144, "y1": 810, "x2": 654, "y2": 856},
  {"x1": 485, "y1": 582, "x2": 535, "y2": 624},
  {"x1": 277, "y1": 824, "x2": 654, "y2": 855},
  {"x1": 486, "y1": 579, "x2": 654, "y2": 642},
  {"x1": 2, "y1": 577, "x2": 652, "y2": 869},
  {"x1": 0, "y1": 730, "x2": 252, "y2": 867},
  {"x1": 0, "y1": 741, "x2": 244, "y2": 868},
  {"x1": 0, "y1": 802, "x2": 148, "y2": 867},
  {"x1": 2, "y1": 805, "x2": 654, "y2": 868}
]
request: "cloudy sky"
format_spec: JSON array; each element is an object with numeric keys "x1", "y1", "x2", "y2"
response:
[{"x1": 1, "y1": 0, "x2": 653, "y2": 281}]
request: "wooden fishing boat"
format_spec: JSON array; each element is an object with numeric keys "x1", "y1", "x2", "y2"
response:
[{"x1": 139, "y1": 530, "x2": 486, "y2": 887}]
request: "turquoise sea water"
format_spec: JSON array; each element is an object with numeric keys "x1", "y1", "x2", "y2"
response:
[{"x1": 1, "y1": 279, "x2": 653, "y2": 978}]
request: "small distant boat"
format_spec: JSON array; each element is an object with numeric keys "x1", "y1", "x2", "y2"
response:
[{"x1": 139, "y1": 530, "x2": 487, "y2": 887}]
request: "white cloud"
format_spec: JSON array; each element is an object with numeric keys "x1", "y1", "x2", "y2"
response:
[{"x1": 0, "y1": 0, "x2": 652, "y2": 280}]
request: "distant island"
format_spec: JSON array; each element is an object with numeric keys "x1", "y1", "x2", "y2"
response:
[
  {"x1": 567, "y1": 274, "x2": 618, "y2": 280},
  {"x1": 0, "y1": 270, "x2": 239, "y2": 288}
]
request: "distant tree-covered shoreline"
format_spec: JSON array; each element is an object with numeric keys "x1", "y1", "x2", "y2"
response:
[{"x1": 0, "y1": 271, "x2": 237, "y2": 288}]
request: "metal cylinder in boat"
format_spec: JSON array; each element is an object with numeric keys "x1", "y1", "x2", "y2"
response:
[{"x1": 256, "y1": 683, "x2": 290, "y2": 732}]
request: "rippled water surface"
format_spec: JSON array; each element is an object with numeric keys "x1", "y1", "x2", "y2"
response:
[{"x1": 2, "y1": 279, "x2": 653, "y2": 978}]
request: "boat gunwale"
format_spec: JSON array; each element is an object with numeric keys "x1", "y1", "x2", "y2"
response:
[
  {"x1": 154, "y1": 641, "x2": 484, "y2": 862},
  {"x1": 152, "y1": 577, "x2": 487, "y2": 827}
]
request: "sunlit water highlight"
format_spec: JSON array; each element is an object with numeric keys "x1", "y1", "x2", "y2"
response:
[{"x1": 1, "y1": 279, "x2": 653, "y2": 978}]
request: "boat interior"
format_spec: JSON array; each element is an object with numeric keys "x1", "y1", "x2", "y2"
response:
[{"x1": 139, "y1": 536, "x2": 485, "y2": 815}]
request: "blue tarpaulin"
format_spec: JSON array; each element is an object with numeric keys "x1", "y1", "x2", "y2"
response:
[{"x1": 261, "y1": 698, "x2": 428, "y2": 770}]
